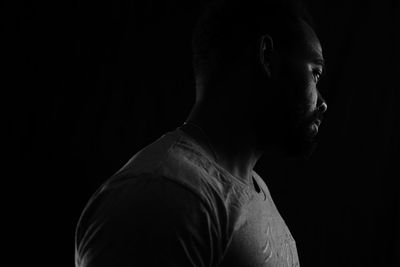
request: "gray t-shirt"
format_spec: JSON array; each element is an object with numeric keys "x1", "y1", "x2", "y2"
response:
[{"x1": 75, "y1": 127, "x2": 300, "y2": 267}]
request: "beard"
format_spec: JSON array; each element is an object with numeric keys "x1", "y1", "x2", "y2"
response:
[
  {"x1": 280, "y1": 118, "x2": 319, "y2": 159},
  {"x1": 251, "y1": 68, "x2": 323, "y2": 159},
  {"x1": 254, "y1": 105, "x2": 320, "y2": 160}
]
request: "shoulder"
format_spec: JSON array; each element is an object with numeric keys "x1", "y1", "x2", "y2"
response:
[
  {"x1": 75, "y1": 173, "x2": 224, "y2": 267},
  {"x1": 76, "y1": 173, "x2": 215, "y2": 237}
]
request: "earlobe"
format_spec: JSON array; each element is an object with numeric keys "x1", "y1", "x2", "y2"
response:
[{"x1": 259, "y1": 34, "x2": 274, "y2": 76}]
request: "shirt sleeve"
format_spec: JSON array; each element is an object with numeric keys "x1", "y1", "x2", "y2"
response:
[{"x1": 75, "y1": 174, "x2": 223, "y2": 267}]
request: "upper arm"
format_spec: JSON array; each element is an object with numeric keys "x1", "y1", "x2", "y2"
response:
[{"x1": 76, "y1": 175, "x2": 222, "y2": 267}]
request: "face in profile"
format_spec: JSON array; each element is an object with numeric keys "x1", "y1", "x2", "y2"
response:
[{"x1": 254, "y1": 19, "x2": 327, "y2": 159}]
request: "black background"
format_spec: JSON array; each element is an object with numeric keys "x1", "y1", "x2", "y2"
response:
[{"x1": 5, "y1": 0, "x2": 399, "y2": 266}]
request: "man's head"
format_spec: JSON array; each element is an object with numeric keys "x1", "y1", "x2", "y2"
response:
[{"x1": 192, "y1": 0, "x2": 327, "y2": 159}]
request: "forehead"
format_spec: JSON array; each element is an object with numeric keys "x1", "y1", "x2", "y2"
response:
[{"x1": 297, "y1": 19, "x2": 323, "y2": 60}]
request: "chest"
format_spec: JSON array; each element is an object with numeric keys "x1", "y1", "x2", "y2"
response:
[{"x1": 220, "y1": 191, "x2": 300, "y2": 267}]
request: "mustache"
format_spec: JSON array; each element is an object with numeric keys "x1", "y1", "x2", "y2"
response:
[
  {"x1": 295, "y1": 110, "x2": 324, "y2": 127},
  {"x1": 311, "y1": 112, "x2": 324, "y2": 124},
  {"x1": 281, "y1": 104, "x2": 325, "y2": 128},
  {"x1": 292, "y1": 103, "x2": 324, "y2": 123}
]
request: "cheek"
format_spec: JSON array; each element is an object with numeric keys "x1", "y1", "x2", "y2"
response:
[
  {"x1": 290, "y1": 67, "x2": 318, "y2": 113},
  {"x1": 305, "y1": 83, "x2": 318, "y2": 110},
  {"x1": 283, "y1": 74, "x2": 313, "y2": 110},
  {"x1": 282, "y1": 77, "x2": 317, "y2": 125}
]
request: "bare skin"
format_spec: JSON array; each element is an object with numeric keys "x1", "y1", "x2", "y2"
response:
[{"x1": 185, "y1": 19, "x2": 327, "y2": 185}]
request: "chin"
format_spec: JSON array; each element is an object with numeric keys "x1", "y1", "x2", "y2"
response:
[
  {"x1": 281, "y1": 125, "x2": 319, "y2": 160},
  {"x1": 283, "y1": 138, "x2": 317, "y2": 160},
  {"x1": 256, "y1": 126, "x2": 318, "y2": 160},
  {"x1": 254, "y1": 114, "x2": 319, "y2": 159}
]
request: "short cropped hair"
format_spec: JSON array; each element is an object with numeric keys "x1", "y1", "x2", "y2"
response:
[{"x1": 192, "y1": 0, "x2": 314, "y2": 82}]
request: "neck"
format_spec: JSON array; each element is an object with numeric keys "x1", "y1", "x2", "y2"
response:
[{"x1": 184, "y1": 98, "x2": 263, "y2": 185}]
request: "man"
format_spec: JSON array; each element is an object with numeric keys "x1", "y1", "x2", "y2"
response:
[{"x1": 75, "y1": 0, "x2": 327, "y2": 266}]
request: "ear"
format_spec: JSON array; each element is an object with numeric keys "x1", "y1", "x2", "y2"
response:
[{"x1": 259, "y1": 34, "x2": 274, "y2": 76}]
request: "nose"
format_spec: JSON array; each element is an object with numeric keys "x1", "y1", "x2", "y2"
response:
[{"x1": 317, "y1": 91, "x2": 327, "y2": 113}]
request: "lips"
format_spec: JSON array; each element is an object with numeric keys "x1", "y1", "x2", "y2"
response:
[
  {"x1": 309, "y1": 119, "x2": 321, "y2": 137},
  {"x1": 313, "y1": 123, "x2": 319, "y2": 132}
]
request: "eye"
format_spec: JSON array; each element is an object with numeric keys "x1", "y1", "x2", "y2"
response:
[{"x1": 313, "y1": 69, "x2": 323, "y2": 83}]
